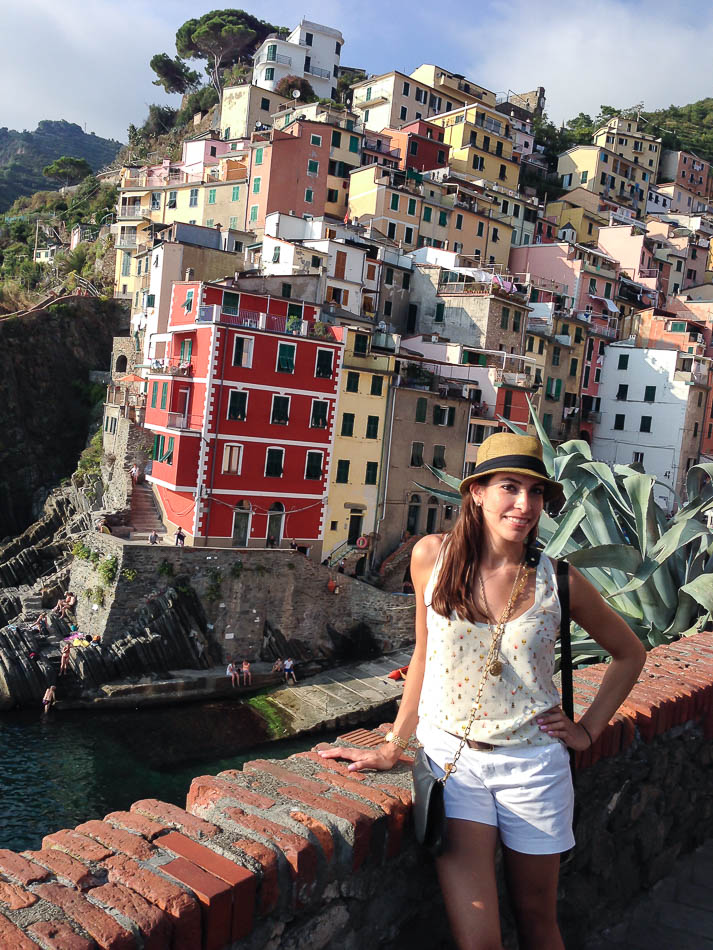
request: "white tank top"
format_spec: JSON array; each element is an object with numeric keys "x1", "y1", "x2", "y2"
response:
[{"x1": 418, "y1": 540, "x2": 562, "y2": 746}]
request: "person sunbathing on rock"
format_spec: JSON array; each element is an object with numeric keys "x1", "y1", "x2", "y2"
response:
[{"x1": 55, "y1": 592, "x2": 77, "y2": 619}]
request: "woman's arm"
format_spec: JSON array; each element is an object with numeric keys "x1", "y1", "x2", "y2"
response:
[
  {"x1": 318, "y1": 533, "x2": 443, "y2": 771},
  {"x1": 538, "y1": 565, "x2": 646, "y2": 750}
]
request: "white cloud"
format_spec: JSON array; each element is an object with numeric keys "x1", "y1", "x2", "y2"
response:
[{"x1": 459, "y1": 0, "x2": 713, "y2": 124}]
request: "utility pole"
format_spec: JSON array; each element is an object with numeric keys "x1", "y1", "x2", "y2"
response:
[{"x1": 33, "y1": 218, "x2": 39, "y2": 264}]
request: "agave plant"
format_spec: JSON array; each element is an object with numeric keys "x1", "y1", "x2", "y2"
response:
[{"x1": 418, "y1": 400, "x2": 713, "y2": 664}]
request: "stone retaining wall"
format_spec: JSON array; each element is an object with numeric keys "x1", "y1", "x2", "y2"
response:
[
  {"x1": 0, "y1": 634, "x2": 711, "y2": 948},
  {"x1": 70, "y1": 540, "x2": 417, "y2": 657}
]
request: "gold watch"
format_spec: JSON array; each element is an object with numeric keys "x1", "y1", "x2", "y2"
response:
[{"x1": 384, "y1": 730, "x2": 409, "y2": 750}]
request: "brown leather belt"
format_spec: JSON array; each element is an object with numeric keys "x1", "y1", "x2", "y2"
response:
[{"x1": 465, "y1": 739, "x2": 495, "y2": 751}]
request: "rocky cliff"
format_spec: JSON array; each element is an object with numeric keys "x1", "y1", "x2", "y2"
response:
[{"x1": 0, "y1": 297, "x2": 128, "y2": 538}]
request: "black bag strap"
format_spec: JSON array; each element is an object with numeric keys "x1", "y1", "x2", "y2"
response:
[{"x1": 556, "y1": 559, "x2": 574, "y2": 722}]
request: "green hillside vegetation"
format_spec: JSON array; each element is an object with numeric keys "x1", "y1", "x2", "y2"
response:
[{"x1": 0, "y1": 120, "x2": 122, "y2": 212}]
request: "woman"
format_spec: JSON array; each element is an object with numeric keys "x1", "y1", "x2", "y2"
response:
[
  {"x1": 225, "y1": 659, "x2": 238, "y2": 688},
  {"x1": 241, "y1": 659, "x2": 252, "y2": 686},
  {"x1": 320, "y1": 433, "x2": 645, "y2": 950}
]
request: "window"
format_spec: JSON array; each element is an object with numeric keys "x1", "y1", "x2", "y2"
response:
[
  {"x1": 410, "y1": 141, "x2": 419, "y2": 156},
  {"x1": 168, "y1": 190, "x2": 177, "y2": 209},
  {"x1": 640, "y1": 415, "x2": 652, "y2": 433},
  {"x1": 354, "y1": 333, "x2": 369, "y2": 356},
  {"x1": 438, "y1": 210, "x2": 448, "y2": 227},
  {"x1": 400, "y1": 107, "x2": 408, "y2": 121},
  {"x1": 265, "y1": 448, "x2": 284, "y2": 477},
  {"x1": 390, "y1": 193, "x2": 400, "y2": 211},
  {"x1": 315, "y1": 349, "x2": 333, "y2": 379},
  {"x1": 160, "y1": 381, "x2": 168, "y2": 410},
  {"x1": 227, "y1": 390, "x2": 247, "y2": 421},
  {"x1": 272, "y1": 246, "x2": 280, "y2": 264},
  {"x1": 151, "y1": 191, "x2": 161, "y2": 210},
  {"x1": 437, "y1": 149, "x2": 446, "y2": 164},
  {"x1": 455, "y1": 213, "x2": 463, "y2": 231},
  {"x1": 432, "y1": 444, "x2": 446, "y2": 468},
  {"x1": 261, "y1": 97, "x2": 270, "y2": 111},
  {"x1": 305, "y1": 31, "x2": 313, "y2": 44},
  {"x1": 362, "y1": 461, "x2": 378, "y2": 485},
  {"x1": 492, "y1": 227, "x2": 499, "y2": 243},
  {"x1": 402, "y1": 81, "x2": 410, "y2": 95},
  {"x1": 580, "y1": 171, "x2": 588, "y2": 184},
  {"x1": 616, "y1": 384, "x2": 628, "y2": 400},
  {"x1": 415, "y1": 397, "x2": 427, "y2": 423},
  {"x1": 327, "y1": 188, "x2": 339, "y2": 203},
  {"x1": 271, "y1": 395, "x2": 290, "y2": 425},
  {"x1": 371, "y1": 375, "x2": 383, "y2": 396},
  {"x1": 384, "y1": 300, "x2": 392, "y2": 316},
  {"x1": 311, "y1": 400, "x2": 328, "y2": 428},
  {"x1": 618, "y1": 354, "x2": 629, "y2": 370},
  {"x1": 179, "y1": 339, "x2": 193, "y2": 363},
  {"x1": 364, "y1": 109, "x2": 370, "y2": 121},
  {"x1": 308, "y1": 159, "x2": 319, "y2": 175},
  {"x1": 410, "y1": 442, "x2": 424, "y2": 466},
  {"x1": 346, "y1": 371, "x2": 359, "y2": 393},
  {"x1": 633, "y1": 451, "x2": 644, "y2": 465},
  {"x1": 281, "y1": 282, "x2": 292, "y2": 298},
  {"x1": 365, "y1": 86, "x2": 372, "y2": 102},
  {"x1": 588, "y1": 277, "x2": 597, "y2": 294},
  {"x1": 264, "y1": 67, "x2": 274, "y2": 80},
  {"x1": 276, "y1": 342, "x2": 295, "y2": 373},
  {"x1": 435, "y1": 302, "x2": 445, "y2": 323},
  {"x1": 404, "y1": 226, "x2": 413, "y2": 244},
  {"x1": 575, "y1": 327, "x2": 583, "y2": 344},
  {"x1": 189, "y1": 189, "x2": 198, "y2": 207},
  {"x1": 366, "y1": 415, "x2": 379, "y2": 439},
  {"x1": 208, "y1": 188, "x2": 216, "y2": 205},
  {"x1": 552, "y1": 347, "x2": 560, "y2": 366},
  {"x1": 231, "y1": 185, "x2": 240, "y2": 201},
  {"x1": 150, "y1": 381, "x2": 158, "y2": 408},
  {"x1": 335, "y1": 460, "x2": 350, "y2": 483},
  {"x1": 349, "y1": 136, "x2": 359, "y2": 153},
  {"x1": 222, "y1": 444, "x2": 242, "y2": 474},
  {"x1": 644, "y1": 385, "x2": 656, "y2": 402},
  {"x1": 387, "y1": 222, "x2": 396, "y2": 239},
  {"x1": 614, "y1": 413, "x2": 625, "y2": 430},
  {"x1": 385, "y1": 267, "x2": 394, "y2": 285},
  {"x1": 545, "y1": 377, "x2": 562, "y2": 400},
  {"x1": 433, "y1": 405, "x2": 455, "y2": 426},
  {"x1": 250, "y1": 205, "x2": 258, "y2": 222},
  {"x1": 570, "y1": 358, "x2": 578, "y2": 377},
  {"x1": 304, "y1": 451, "x2": 323, "y2": 480},
  {"x1": 501, "y1": 307, "x2": 509, "y2": 330},
  {"x1": 694, "y1": 421, "x2": 699, "y2": 437},
  {"x1": 477, "y1": 221, "x2": 484, "y2": 237},
  {"x1": 310, "y1": 134, "x2": 321, "y2": 147},
  {"x1": 402, "y1": 272, "x2": 411, "y2": 290},
  {"x1": 407, "y1": 197, "x2": 417, "y2": 216},
  {"x1": 526, "y1": 335, "x2": 534, "y2": 352},
  {"x1": 538, "y1": 339, "x2": 544, "y2": 355},
  {"x1": 423, "y1": 206, "x2": 432, "y2": 223}
]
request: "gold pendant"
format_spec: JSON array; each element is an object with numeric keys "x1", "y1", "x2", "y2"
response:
[{"x1": 489, "y1": 659, "x2": 503, "y2": 676}]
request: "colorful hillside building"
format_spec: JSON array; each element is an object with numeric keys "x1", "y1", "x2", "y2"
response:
[{"x1": 142, "y1": 280, "x2": 344, "y2": 554}]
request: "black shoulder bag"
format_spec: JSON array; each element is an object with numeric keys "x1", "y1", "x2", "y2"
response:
[{"x1": 556, "y1": 559, "x2": 576, "y2": 776}]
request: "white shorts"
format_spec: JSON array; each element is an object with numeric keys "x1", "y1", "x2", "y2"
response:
[{"x1": 417, "y1": 722, "x2": 575, "y2": 855}]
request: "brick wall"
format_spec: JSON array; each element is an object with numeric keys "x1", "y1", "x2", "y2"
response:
[
  {"x1": 70, "y1": 539, "x2": 417, "y2": 655},
  {"x1": 0, "y1": 634, "x2": 711, "y2": 948}
]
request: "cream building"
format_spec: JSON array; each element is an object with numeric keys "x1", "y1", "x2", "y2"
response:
[{"x1": 592, "y1": 116, "x2": 662, "y2": 179}]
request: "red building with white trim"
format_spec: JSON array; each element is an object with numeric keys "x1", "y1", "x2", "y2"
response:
[{"x1": 143, "y1": 280, "x2": 344, "y2": 554}]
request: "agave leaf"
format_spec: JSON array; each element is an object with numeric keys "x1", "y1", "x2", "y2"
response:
[
  {"x1": 622, "y1": 473, "x2": 655, "y2": 558},
  {"x1": 557, "y1": 439, "x2": 593, "y2": 460},
  {"x1": 542, "y1": 505, "x2": 586, "y2": 558},
  {"x1": 413, "y1": 482, "x2": 461, "y2": 504},
  {"x1": 686, "y1": 462, "x2": 713, "y2": 502},
  {"x1": 613, "y1": 518, "x2": 710, "y2": 597},
  {"x1": 679, "y1": 611, "x2": 711, "y2": 637},
  {"x1": 423, "y1": 465, "x2": 462, "y2": 492},
  {"x1": 501, "y1": 417, "x2": 530, "y2": 437},
  {"x1": 579, "y1": 462, "x2": 634, "y2": 515},
  {"x1": 557, "y1": 482, "x2": 590, "y2": 516},
  {"x1": 680, "y1": 573, "x2": 713, "y2": 614},
  {"x1": 525, "y1": 396, "x2": 555, "y2": 470},
  {"x1": 553, "y1": 450, "x2": 590, "y2": 484},
  {"x1": 663, "y1": 589, "x2": 699, "y2": 636},
  {"x1": 565, "y1": 544, "x2": 643, "y2": 572}
]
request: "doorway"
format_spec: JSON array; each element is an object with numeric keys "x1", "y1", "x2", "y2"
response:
[
  {"x1": 266, "y1": 502, "x2": 285, "y2": 545},
  {"x1": 348, "y1": 512, "x2": 363, "y2": 545},
  {"x1": 426, "y1": 496, "x2": 439, "y2": 534},
  {"x1": 232, "y1": 503, "x2": 250, "y2": 547},
  {"x1": 406, "y1": 494, "x2": 421, "y2": 535}
]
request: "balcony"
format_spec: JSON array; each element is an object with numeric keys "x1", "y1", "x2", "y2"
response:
[
  {"x1": 257, "y1": 51, "x2": 291, "y2": 66},
  {"x1": 198, "y1": 305, "x2": 330, "y2": 339},
  {"x1": 638, "y1": 268, "x2": 659, "y2": 279},
  {"x1": 118, "y1": 205, "x2": 149, "y2": 220},
  {"x1": 148, "y1": 357, "x2": 193, "y2": 377},
  {"x1": 305, "y1": 63, "x2": 330, "y2": 79},
  {"x1": 586, "y1": 411, "x2": 602, "y2": 423},
  {"x1": 582, "y1": 259, "x2": 617, "y2": 280},
  {"x1": 354, "y1": 92, "x2": 388, "y2": 109},
  {"x1": 115, "y1": 234, "x2": 138, "y2": 250},
  {"x1": 674, "y1": 368, "x2": 708, "y2": 386},
  {"x1": 166, "y1": 412, "x2": 191, "y2": 429},
  {"x1": 492, "y1": 369, "x2": 534, "y2": 389}
]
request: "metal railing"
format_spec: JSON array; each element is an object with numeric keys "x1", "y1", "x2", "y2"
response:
[
  {"x1": 118, "y1": 205, "x2": 149, "y2": 219},
  {"x1": 147, "y1": 358, "x2": 193, "y2": 377},
  {"x1": 305, "y1": 63, "x2": 330, "y2": 79},
  {"x1": 257, "y1": 51, "x2": 291, "y2": 66}
]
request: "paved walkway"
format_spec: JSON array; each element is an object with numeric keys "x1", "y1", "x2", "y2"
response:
[{"x1": 585, "y1": 839, "x2": 713, "y2": 949}]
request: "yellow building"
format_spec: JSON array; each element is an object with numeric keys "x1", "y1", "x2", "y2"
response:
[
  {"x1": 323, "y1": 327, "x2": 395, "y2": 560},
  {"x1": 525, "y1": 313, "x2": 585, "y2": 442},
  {"x1": 430, "y1": 104, "x2": 520, "y2": 192},
  {"x1": 350, "y1": 70, "x2": 470, "y2": 133},
  {"x1": 219, "y1": 84, "x2": 292, "y2": 140},
  {"x1": 348, "y1": 164, "x2": 423, "y2": 250},
  {"x1": 545, "y1": 197, "x2": 607, "y2": 245},
  {"x1": 409, "y1": 65, "x2": 496, "y2": 107},
  {"x1": 592, "y1": 116, "x2": 661, "y2": 180},
  {"x1": 557, "y1": 146, "x2": 650, "y2": 217}
]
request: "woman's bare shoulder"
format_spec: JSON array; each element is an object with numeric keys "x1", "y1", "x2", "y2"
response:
[{"x1": 410, "y1": 533, "x2": 448, "y2": 578}]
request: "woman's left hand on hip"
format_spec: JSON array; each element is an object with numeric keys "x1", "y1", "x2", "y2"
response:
[{"x1": 536, "y1": 706, "x2": 592, "y2": 750}]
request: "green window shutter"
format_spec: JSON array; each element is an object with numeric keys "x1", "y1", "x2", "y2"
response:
[
  {"x1": 232, "y1": 186, "x2": 240, "y2": 201},
  {"x1": 390, "y1": 193, "x2": 399, "y2": 211},
  {"x1": 555, "y1": 379, "x2": 562, "y2": 399},
  {"x1": 438, "y1": 210, "x2": 447, "y2": 226},
  {"x1": 349, "y1": 135, "x2": 359, "y2": 153},
  {"x1": 408, "y1": 198, "x2": 416, "y2": 215},
  {"x1": 435, "y1": 302, "x2": 445, "y2": 323},
  {"x1": 160, "y1": 382, "x2": 168, "y2": 410},
  {"x1": 447, "y1": 406, "x2": 455, "y2": 427},
  {"x1": 423, "y1": 206, "x2": 432, "y2": 222},
  {"x1": 415, "y1": 397, "x2": 427, "y2": 423},
  {"x1": 151, "y1": 382, "x2": 158, "y2": 408}
]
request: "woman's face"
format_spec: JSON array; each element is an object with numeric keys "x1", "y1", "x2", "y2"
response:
[{"x1": 471, "y1": 472, "x2": 545, "y2": 545}]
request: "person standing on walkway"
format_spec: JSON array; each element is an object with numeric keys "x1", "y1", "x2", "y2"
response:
[
  {"x1": 175, "y1": 527, "x2": 185, "y2": 547},
  {"x1": 320, "y1": 433, "x2": 646, "y2": 950}
]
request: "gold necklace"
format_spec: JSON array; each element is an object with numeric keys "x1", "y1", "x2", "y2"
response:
[{"x1": 478, "y1": 563, "x2": 531, "y2": 677}]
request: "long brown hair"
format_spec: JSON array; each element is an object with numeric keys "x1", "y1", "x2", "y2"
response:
[{"x1": 430, "y1": 487, "x2": 536, "y2": 622}]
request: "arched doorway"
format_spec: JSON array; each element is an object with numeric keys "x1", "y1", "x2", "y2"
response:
[
  {"x1": 426, "y1": 496, "x2": 439, "y2": 534},
  {"x1": 232, "y1": 501, "x2": 251, "y2": 547},
  {"x1": 406, "y1": 494, "x2": 421, "y2": 535},
  {"x1": 266, "y1": 502, "x2": 285, "y2": 546},
  {"x1": 115, "y1": 354, "x2": 128, "y2": 374}
]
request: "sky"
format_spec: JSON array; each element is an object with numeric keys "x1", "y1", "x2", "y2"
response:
[{"x1": 3, "y1": 0, "x2": 713, "y2": 142}]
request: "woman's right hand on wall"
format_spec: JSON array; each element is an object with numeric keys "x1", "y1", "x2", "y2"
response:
[{"x1": 317, "y1": 742, "x2": 404, "y2": 772}]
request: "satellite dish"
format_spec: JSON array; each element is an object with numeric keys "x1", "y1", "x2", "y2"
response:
[{"x1": 292, "y1": 89, "x2": 301, "y2": 99}]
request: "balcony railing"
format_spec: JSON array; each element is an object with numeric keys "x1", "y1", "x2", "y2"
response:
[
  {"x1": 148, "y1": 358, "x2": 193, "y2": 377},
  {"x1": 257, "y1": 51, "x2": 291, "y2": 66},
  {"x1": 305, "y1": 63, "x2": 330, "y2": 79},
  {"x1": 492, "y1": 369, "x2": 533, "y2": 388},
  {"x1": 638, "y1": 268, "x2": 659, "y2": 279},
  {"x1": 118, "y1": 205, "x2": 149, "y2": 220},
  {"x1": 115, "y1": 235, "x2": 138, "y2": 249},
  {"x1": 166, "y1": 412, "x2": 191, "y2": 429}
]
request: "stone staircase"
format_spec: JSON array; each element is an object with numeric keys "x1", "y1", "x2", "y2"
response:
[{"x1": 129, "y1": 481, "x2": 165, "y2": 539}]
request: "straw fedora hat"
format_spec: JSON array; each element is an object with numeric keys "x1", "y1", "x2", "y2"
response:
[{"x1": 459, "y1": 432, "x2": 564, "y2": 506}]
